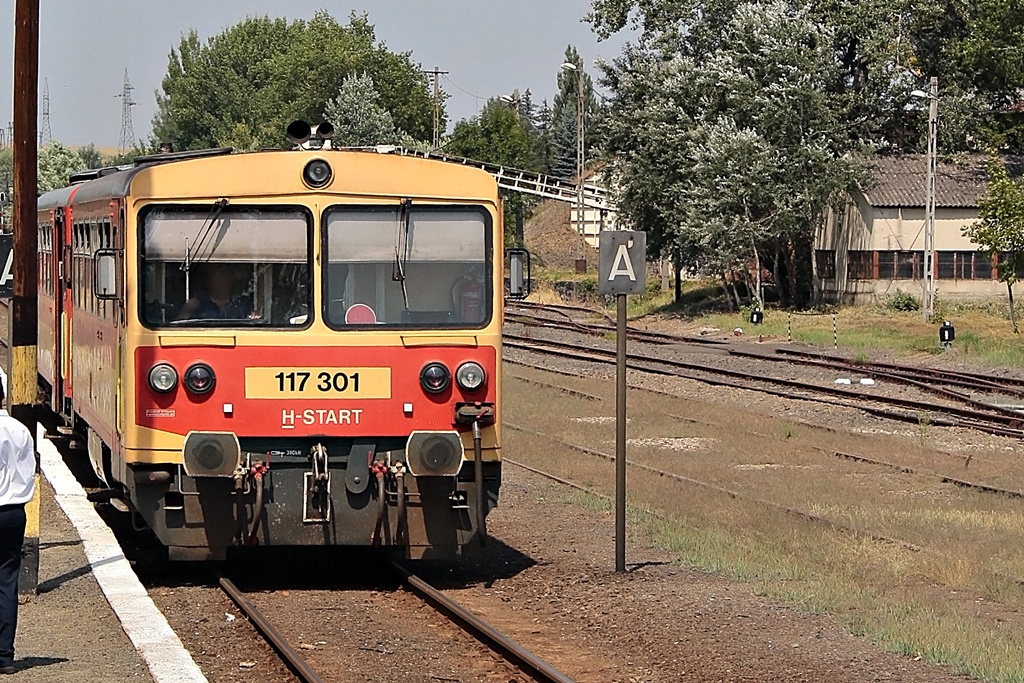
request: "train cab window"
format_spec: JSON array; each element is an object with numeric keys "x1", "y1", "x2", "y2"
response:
[
  {"x1": 140, "y1": 206, "x2": 311, "y2": 328},
  {"x1": 323, "y1": 206, "x2": 491, "y2": 329}
]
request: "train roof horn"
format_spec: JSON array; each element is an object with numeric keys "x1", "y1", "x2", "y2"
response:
[
  {"x1": 287, "y1": 120, "x2": 334, "y2": 149},
  {"x1": 286, "y1": 120, "x2": 312, "y2": 147}
]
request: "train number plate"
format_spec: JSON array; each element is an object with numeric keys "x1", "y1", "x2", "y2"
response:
[{"x1": 245, "y1": 367, "x2": 391, "y2": 399}]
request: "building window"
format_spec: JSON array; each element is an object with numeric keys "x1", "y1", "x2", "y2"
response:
[
  {"x1": 938, "y1": 252, "x2": 955, "y2": 280},
  {"x1": 973, "y1": 252, "x2": 994, "y2": 280},
  {"x1": 936, "y1": 252, "x2": 996, "y2": 280},
  {"x1": 875, "y1": 251, "x2": 923, "y2": 280},
  {"x1": 847, "y1": 251, "x2": 873, "y2": 280},
  {"x1": 896, "y1": 251, "x2": 920, "y2": 280},
  {"x1": 815, "y1": 250, "x2": 836, "y2": 279},
  {"x1": 878, "y1": 251, "x2": 895, "y2": 279}
]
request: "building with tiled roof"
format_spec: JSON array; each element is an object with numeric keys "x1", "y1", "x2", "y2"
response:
[{"x1": 815, "y1": 154, "x2": 1024, "y2": 304}]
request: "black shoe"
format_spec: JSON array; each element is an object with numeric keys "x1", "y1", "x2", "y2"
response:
[{"x1": 0, "y1": 665, "x2": 14, "y2": 675}]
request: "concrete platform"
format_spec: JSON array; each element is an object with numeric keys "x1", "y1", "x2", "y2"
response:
[
  {"x1": 10, "y1": 477, "x2": 156, "y2": 681},
  {"x1": 3, "y1": 426, "x2": 207, "y2": 682}
]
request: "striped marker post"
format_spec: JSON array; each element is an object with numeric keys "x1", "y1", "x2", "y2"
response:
[
  {"x1": 787, "y1": 311, "x2": 792, "y2": 344},
  {"x1": 833, "y1": 313, "x2": 838, "y2": 350}
]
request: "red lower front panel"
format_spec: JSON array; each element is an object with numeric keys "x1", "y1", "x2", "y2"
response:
[{"x1": 134, "y1": 345, "x2": 497, "y2": 437}]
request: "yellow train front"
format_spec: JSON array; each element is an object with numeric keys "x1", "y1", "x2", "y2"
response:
[{"x1": 37, "y1": 141, "x2": 506, "y2": 560}]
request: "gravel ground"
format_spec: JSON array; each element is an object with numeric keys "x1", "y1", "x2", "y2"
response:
[{"x1": 141, "y1": 464, "x2": 977, "y2": 683}]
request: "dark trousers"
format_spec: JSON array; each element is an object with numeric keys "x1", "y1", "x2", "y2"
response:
[{"x1": 0, "y1": 504, "x2": 26, "y2": 666}]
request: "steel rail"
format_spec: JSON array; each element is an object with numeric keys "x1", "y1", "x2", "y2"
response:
[
  {"x1": 390, "y1": 562, "x2": 576, "y2": 683},
  {"x1": 503, "y1": 334, "x2": 1024, "y2": 433},
  {"x1": 218, "y1": 576, "x2": 326, "y2": 683},
  {"x1": 509, "y1": 301, "x2": 1024, "y2": 393},
  {"x1": 506, "y1": 339, "x2": 1024, "y2": 438},
  {"x1": 775, "y1": 347, "x2": 1024, "y2": 391},
  {"x1": 727, "y1": 348, "x2": 1024, "y2": 408},
  {"x1": 507, "y1": 303, "x2": 725, "y2": 347}
]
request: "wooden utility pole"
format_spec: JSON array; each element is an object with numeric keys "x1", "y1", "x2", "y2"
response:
[
  {"x1": 422, "y1": 66, "x2": 448, "y2": 150},
  {"x1": 11, "y1": 0, "x2": 40, "y2": 595}
]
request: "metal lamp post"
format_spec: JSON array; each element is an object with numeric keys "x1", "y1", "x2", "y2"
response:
[
  {"x1": 911, "y1": 77, "x2": 938, "y2": 322},
  {"x1": 562, "y1": 60, "x2": 586, "y2": 272}
]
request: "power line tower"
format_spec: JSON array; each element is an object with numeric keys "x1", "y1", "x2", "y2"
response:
[
  {"x1": 39, "y1": 78, "x2": 51, "y2": 146},
  {"x1": 422, "y1": 66, "x2": 448, "y2": 149},
  {"x1": 116, "y1": 69, "x2": 136, "y2": 155}
]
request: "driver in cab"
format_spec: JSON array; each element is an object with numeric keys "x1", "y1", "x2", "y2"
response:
[{"x1": 176, "y1": 264, "x2": 258, "y2": 321}]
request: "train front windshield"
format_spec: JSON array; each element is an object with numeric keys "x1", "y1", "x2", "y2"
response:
[
  {"x1": 323, "y1": 206, "x2": 492, "y2": 328},
  {"x1": 140, "y1": 206, "x2": 312, "y2": 327}
]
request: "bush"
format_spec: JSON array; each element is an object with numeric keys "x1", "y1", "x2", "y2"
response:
[{"x1": 883, "y1": 289, "x2": 920, "y2": 312}]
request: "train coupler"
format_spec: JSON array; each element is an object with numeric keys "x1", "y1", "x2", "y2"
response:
[{"x1": 303, "y1": 443, "x2": 331, "y2": 524}]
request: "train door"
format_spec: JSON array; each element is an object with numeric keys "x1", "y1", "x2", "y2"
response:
[{"x1": 55, "y1": 207, "x2": 73, "y2": 417}]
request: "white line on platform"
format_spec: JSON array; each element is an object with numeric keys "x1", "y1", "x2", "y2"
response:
[{"x1": 37, "y1": 425, "x2": 208, "y2": 683}]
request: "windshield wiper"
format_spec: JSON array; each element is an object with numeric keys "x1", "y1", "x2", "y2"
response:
[
  {"x1": 169, "y1": 317, "x2": 271, "y2": 326},
  {"x1": 181, "y1": 198, "x2": 229, "y2": 273},
  {"x1": 392, "y1": 198, "x2": 411, "y2": 309}
]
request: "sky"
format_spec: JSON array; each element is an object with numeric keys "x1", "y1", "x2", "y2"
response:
[{"x1": 0, "y1": 1, "x2": 633, "y2": 149}]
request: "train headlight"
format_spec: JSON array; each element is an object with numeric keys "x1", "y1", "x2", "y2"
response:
[
  {"x1": 456, "y1": 362, "x2": 486, "y2": 392},
  {"x1": 302, "y1": 159, "x2": 333, "y2": 188},
  {"x1": 184, "y1": 363, "x2": 216, "y2": 395},
  {"x1": 405, "y1": 431, "x2": 464, "y2": 477},
  {"x1": 148, "y1": 363, "x2": 178, "y2": 394},
  {"x1": 420, "y1": 362, "x2": 451, "y2": 394}
]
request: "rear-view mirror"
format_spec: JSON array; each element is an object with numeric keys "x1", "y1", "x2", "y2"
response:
[
  {"x1": 95, "y1": 250, "x2": 117, "y2": 299},
  {"x1": 506, "y1": 248, "x2": 531, "y2": 300}
]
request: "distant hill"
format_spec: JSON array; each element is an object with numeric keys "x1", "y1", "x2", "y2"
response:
[{"x1": 523, "y1": 199, "x2": 580, "y2": 270}]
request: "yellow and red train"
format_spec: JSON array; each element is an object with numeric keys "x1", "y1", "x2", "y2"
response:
[{"x1": 36, "y1": 134, "x2": 520, "y2": 560}]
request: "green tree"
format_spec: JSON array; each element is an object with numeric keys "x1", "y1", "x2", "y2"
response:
[
  {"x1": 965, "y1": 153, "x2": 1024, "y2": 332},
  {"x1": 38, "y1": 142, "x2": 86, "y2": 193},
  {"x1": 77, "y1": 144, "x2": 104, "y2": 169},
  {"x1": 590, "y1": 0, "x2": 1024, "y2": 152},
  {"x1": 153, "y1": 11, "x2": 437, "y2": 150},
  {"x1": 0, "y1": 148, "x2": 11, "y2": 190},
  {"x1": 325, "y1": 73, "x2": 397, "y2": 146},
  {"x1": 599, "y1": 0, "x2": 865, "y2": 306},
  {"x1": 446, "y1": 100, "x2": 537, "y2": 244},
  {"x1": 551, "y1": 45, "x2": 601, "y2": 179}
]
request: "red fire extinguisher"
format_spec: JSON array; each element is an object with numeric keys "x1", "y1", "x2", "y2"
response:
[{"x1": 453, "y1": 273, "x2": 483, "y2": 323}]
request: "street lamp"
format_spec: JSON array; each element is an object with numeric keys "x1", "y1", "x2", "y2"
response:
[
  {"x1": 910, "y1": 77, "x2": 938, "y2": 322},
  {"x1": 561, "y1": 60, "x2": 586, "y2": 272}
]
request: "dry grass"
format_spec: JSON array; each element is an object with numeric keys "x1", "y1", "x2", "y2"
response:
[{"x1": 504, "y1": 362, "x2": 1024, "y2": 682}]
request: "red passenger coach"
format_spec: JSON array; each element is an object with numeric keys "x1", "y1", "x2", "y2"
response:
[{"x1": 36, "y1": 137, "x2": 523, "y2": 560}]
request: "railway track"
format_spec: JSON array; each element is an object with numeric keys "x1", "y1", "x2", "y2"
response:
[
  {"x1": 507, "y1": 300, "x2": 1024, "y2": 398},
  {"x1": 219, "y1": 563, "x2": 575, "y2": 683},
  {"x1": 503, "y1": 329, "x2": 1024, "y2": 440}
]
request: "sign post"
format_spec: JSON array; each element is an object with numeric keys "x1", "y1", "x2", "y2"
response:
[{"x1": 598, "y1": 231, "x2": 646, "y2": 573}]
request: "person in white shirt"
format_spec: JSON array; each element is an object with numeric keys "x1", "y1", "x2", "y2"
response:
[{"x1": 0, "y1": 380, "x2": 35, "y2": 675}]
